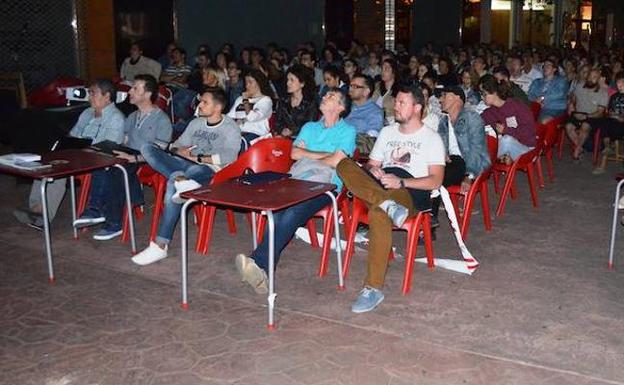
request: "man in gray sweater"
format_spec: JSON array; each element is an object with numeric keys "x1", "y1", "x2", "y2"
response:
[
  {"x1": 75, "y1": 74, "x2": 173, "y2": 240},
  {"x1": 14, "y1": 78, "x2": 125, "y2": 229},
  {"x1": 132, "y1": 87, "x2": 241, "y2": 265}
]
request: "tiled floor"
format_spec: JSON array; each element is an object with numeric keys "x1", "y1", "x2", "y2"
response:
[{"x1": 1, "y1": 155, "x2": 624, "y2": 385}]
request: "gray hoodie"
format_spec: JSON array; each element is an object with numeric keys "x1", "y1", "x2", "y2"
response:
[{"x1": 172, "y1": 115, "x2": 241, "y2": 169}]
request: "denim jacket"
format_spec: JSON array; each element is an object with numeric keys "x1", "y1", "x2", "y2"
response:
[
  {"x1": 527, "y1": 75, "x2": 569, "y2": 112},
  {"x1": 437, "y1": 108, "x2": 491, "y2": 176}
]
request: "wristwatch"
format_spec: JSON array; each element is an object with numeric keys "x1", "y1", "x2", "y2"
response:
[
  {"x1": 196, "y1": 154, "x2": 203, "y2": 163},
  {"x1": 399, "y1": 179, "x2": 406, "y2": 188}
]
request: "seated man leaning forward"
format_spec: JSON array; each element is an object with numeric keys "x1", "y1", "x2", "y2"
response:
[
  {"x1": 235, "y1": 88, "x2": 356, "y2": 294},
  {"x1": 13, "y1": 78, "x2": 125, "y2": 229},
  {"x1": 74, "y1": 74, "x2": 172, "y2": 240},
  {"x1": 325, "y1": 83, "x2": 445, "y2": 313},
  {"x1": 132, "y1": 87, "x2": 242, "y2": 265}
]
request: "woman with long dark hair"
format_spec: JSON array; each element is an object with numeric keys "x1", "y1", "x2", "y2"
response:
[
  {"x1": 374, "y1": 58, "x2": 400, "y2": 124},
  {"x1": 274, "y1": 64, "x2": 319, "y2": 138},
  {"x1": 227, "y1": 68, "x2": 276, "y2": 143}
]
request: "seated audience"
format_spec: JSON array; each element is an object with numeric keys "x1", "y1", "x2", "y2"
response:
[
  {"x1": 479, "y1": 75, "x2": 536, "y2": 163},
  {"x1": 225, "y1": 60, "x2": 244, "y2": 110},
  {"x1": 343, "y1": 58, "x2": 360, "y2": 81},
  {"x1": 565, "y1": 67, "x2": 608, "y2": 160},
  {"x1": 300, "y1": 50, "x2": 324, "y2": 89},
  {"x1": 344, "y1": 74, "x2": 384, "y2": 153},
  {"x1": 521, "y1": 52, "x2": 543, "y2": 84},
  {"x1": 274, "y1": 64, "x2": 318, "y2": 138},
  {"x1": 319, "y1": 65, "x2": 347, "y2": 99},
  {"x1": 471, "y1": 56, "x2": 489, "y2": 85},
  {"x1": 187, "y1": 51, "x2": 213, "y2": 93},
  {"x1": 374, "y1": 58, "x2": 400, "y2": 124},
  {"x1": 459, "y1": 68, "x2": 480, "y2": 106},
  {"x1": 592, "y1": 71, "x2": 624, "y2": 173},
  {"x1": 132, "y1": 88, "x2": 241, "y2": 265},
  {"x1": 235, "y1": 89, "x2": 356, "y2": 294},
  {"x1": 528, "y1": 58, "x2": 568, "y2": 123},
  {"x1": 158, "y1": 41, "x2": 177, "y2": 70},
  {"x1": 492, "y1": 66, "x2": 530, "y2": 106},
  {"x1": 508, "y1": 55, "x2": 533, "y2": 93},
  {"x1": 436, "y1": 85, "x2": 491, "y2": 226},
  {"x1": 437, "y1": 57, "x2": 458, "y2": 87},
  {"x1": 325, "y1": 84, "x2": 445, "y2": 312},
  {"x1": 75, "y1": 75, "x2": 172, "y2": 240},
  {"x1": 120, "y1": 43, "x2": 162, "y2": 81},
  {"x1": 161, "y1": 48, "x2": 192, "y2": 86},
  {"x1": 227, "y1": 68, "x2": 275, "y2": 144},
  {"x1": 421, "y1": 72, "x2": 442, "y2": 117},
  {"x1": 363, "y1": 51, "x2": 382, "y2": 80},
  {"x1": 14, "y1": 79, "x2": 125, "y2": 228}
]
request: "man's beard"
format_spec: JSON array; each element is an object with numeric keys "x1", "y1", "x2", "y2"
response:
[{"x1": 584, "y1": 81, "x2": 597, "y2": 89}]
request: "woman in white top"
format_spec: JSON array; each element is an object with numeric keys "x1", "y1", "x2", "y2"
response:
[{"x1": 227, "y1": 68, "x2": 275, "y2": 144}]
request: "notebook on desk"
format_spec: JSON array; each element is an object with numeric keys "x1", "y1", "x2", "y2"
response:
[
  {"x1": 51, "y1": 137, "x2": 93, "y2": 151},
  {"x1": 90, "y1": 140, "x2": 141, "y2": 156}
]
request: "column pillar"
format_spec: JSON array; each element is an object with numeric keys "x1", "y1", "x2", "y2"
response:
[
  {"x1": 480, "y1": 0, "x2": 492, "y2": 44},
  {"x1": 509, "y1": 0, "x2": 523, "y2": 47}
]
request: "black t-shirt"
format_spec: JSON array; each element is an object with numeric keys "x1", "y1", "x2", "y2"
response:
[{"x1": 608, "y1": 92, "x2": 624, "y2": 117}]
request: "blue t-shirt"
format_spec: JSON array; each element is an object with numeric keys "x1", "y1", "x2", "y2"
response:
[{"x1": 294, "y1": 118, "x2": 356, "y2": 191}]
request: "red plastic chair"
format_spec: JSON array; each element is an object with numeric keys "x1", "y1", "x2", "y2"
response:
[
  {"x1": 195, "y1": 138, "x2": 294, "y2": 255},
  {"x1": 446, "y1": 135, "x2": 497, "y2": 240},
  {"x1": 493, "y1": 147, "x2": 541, "y2": 217},
  {"x1": 530, "y1": 102, "x2": 542, "y2": 121},
  {"x1": 342, "y1": 197, "x2": 434, "y2": 295},
  {"x1": 535, "y1": 116, "x2": 565, "y2": 186},
  {"x1": 75, "y1": 174, "x2": 92, "y2": 217},
  {"x1": 156, "y1": 86, "x2": 174, "y2": 122}
]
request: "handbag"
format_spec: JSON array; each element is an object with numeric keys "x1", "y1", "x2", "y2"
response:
[
  {"x1": 289, "y1": 157, "x2": 334, "y2": 184},
  {"x1": 235, "y1": 168, "x2": 291, "y2": 185}
]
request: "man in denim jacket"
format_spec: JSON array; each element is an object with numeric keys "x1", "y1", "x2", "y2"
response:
[{"x1": 435, "y1": 86, "x2": 491, "y2": 228}]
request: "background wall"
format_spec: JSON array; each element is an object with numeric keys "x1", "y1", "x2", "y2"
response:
[
  {"x1": 411, "y1": 0, "x2": 462, "y2": 50},
  {"x1": 0, "y1": 0, "x2": 78, "y2": 90},
  {"x1": 175, "y1": 0, "x2": 324, "y2": 55}
]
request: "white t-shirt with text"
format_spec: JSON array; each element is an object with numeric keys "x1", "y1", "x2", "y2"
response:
[{"x1": 369, "y1": 123, "x2": 446, "y2": 178}]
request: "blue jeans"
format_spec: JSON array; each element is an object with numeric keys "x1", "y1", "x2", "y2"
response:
[
  {"x1": 88, "y1": 164, "x2": 142, "y2": 230},
  {"x1": 172, "y1": 88, "x2": 197, "y2": 121},
  {"x1": 251, "y1": 194, "x2": 332, "y2": 272},
  {"x1": 141, "y1": 144, "x2": 215, "y2": 244},
  {"x1": 497, "y1": 135, "x2": 533, "y2": 160}
]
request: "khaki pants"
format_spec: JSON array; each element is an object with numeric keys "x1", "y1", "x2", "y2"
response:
[{"x1": 336, "y1": 158, "x2": 417, "y2": 289}]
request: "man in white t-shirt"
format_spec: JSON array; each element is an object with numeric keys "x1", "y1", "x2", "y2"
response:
[
  {"x1": 325, "y1": 83, "x2": 445, "y2": 313},
  {"x1": 509, "y1": 55, "x2": 533, "y2": 93}
]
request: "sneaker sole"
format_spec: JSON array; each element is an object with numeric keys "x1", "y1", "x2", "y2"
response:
[
  {"x1": 74, "y1": 217, "x2": 106, "y2": 228},
  {"x1": 93, "y1": 230, "x2": 123, "y2": 241},
  {"x1": 351, "y1": 294, "x2": 385, "y2": 313}
]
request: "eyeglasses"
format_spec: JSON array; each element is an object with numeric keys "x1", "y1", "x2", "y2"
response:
[{"x1": 349, "y1": 84, "x2": 366, "y2": 89}]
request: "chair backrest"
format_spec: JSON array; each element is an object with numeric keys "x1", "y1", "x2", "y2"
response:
[
  {"x1": 156, "y1": 85, "x2": 174, "y2": 122},
  {"x1": 211, "y1": 137, "x2": 293, "y2": 184},
  {"x1": 238, "y1": 137, "x2": 293, "y2": 173},
  {"x1": 486, "y1": 135, "x2": 499, "y2": 165},
  {"x1": 536, "y1": 118, "x2": 561, "y2": 149}
]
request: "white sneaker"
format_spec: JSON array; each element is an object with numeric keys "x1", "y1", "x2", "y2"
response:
[
  {"x1": 378, "y1": 199, "x2": 409, "y2": 227},
  {"x1": 171, "y1": 179, "x2": 202, "y2": 204},
  {"x1": 235, "y1": 253, "x2": 268, "y2": 294},
  {"x1": 131, "y1": 241, "x2": 168, "y2": 266}
]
